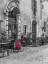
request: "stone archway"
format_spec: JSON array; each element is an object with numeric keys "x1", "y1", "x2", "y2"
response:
[
  {"x1": 8, "y1": 7, "x2": 20, "y2": 40},
  {"x1": 5, "y1": 1, "x2": 20, "y2": 40}
]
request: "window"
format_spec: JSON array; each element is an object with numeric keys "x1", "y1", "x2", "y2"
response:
[
  {"x1": 42, "y1": 5, "x2": 44, "y2": 9},
  {"x1": 44, "y1": 22, "x2": 46, "y2": 32},
  {"x1": 23, "y1": 25, "x2": 28, "y2": 35}
]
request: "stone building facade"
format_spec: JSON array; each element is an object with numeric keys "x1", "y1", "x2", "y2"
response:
[
  {"x1": 0, "y1": 0, "x2": 32, "y2": 39},
  {"x1": 0, "y1": 0, "x2": 43, "y2": 40}
]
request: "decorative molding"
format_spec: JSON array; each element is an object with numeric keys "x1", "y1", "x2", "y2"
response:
[{"x1": 4, "y1": 0, "x2": 20, "y2": 15}]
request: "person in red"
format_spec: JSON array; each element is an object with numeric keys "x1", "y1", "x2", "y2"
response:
[{"x1": 15, "y1": 39, "x2": 21, "y2": 51}]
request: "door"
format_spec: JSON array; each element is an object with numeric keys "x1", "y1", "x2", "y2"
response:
[{"x1": 32, "y1": 20, "x2": 37, "y2": 43}]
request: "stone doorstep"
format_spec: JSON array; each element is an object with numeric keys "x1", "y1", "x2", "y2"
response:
[
  {"x1": 0, "y1": 51, "x2": 7, "y2": 57},
  {"x1": 0, "y1": 49, "x2": 9, "y2": 57},
  {"x1": 32, "y1": 42, "x2": 40, "y2": 47}
]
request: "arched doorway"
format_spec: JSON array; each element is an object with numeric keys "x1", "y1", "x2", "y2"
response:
[
  {"x1": 32, "y1": 20, "x2": 37, "y2": 45},
  {"x1": 4, "y1": 1, "x2": 20, "y2": 41},
  {"x1": 8, "y1": 7, "x2": 20, "y2": 41}
]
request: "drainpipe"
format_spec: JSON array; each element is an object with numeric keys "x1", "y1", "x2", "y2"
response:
[{"x1": 40, "y1": 0, "x2": 42, "y2": 19}]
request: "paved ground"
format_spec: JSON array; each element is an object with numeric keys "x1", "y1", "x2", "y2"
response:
[{"x1": 0, "y1": 45, "x2": 48, "y2": 64}]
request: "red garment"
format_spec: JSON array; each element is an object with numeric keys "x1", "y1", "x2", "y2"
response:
[
  {"x1": 19, "y1": 38, "x2": 23, "y2": 42},
  {"x1": 15, "y1": 41, "x2": 21, "y2": 50}
]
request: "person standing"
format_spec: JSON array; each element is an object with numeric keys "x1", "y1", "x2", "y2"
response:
[{"x1": 15, "y1": 39, "x2": 21, "y2": 51}]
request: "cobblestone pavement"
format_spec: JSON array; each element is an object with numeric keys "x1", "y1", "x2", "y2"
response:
[{"x1": 0, "y1": 45, "x2": 48, "y2": 64}]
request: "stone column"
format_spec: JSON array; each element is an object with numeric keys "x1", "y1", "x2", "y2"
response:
[
  {"x1": 16, "y1": 14, "x2": 21, "y2": 39},
  {"x1": 6, "y1": 13, "x2": 8, "y2": 39}
]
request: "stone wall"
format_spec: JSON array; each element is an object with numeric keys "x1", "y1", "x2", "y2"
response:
[{"x1": 0, "y1": 0, "x2": 42, "y2": 38}]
